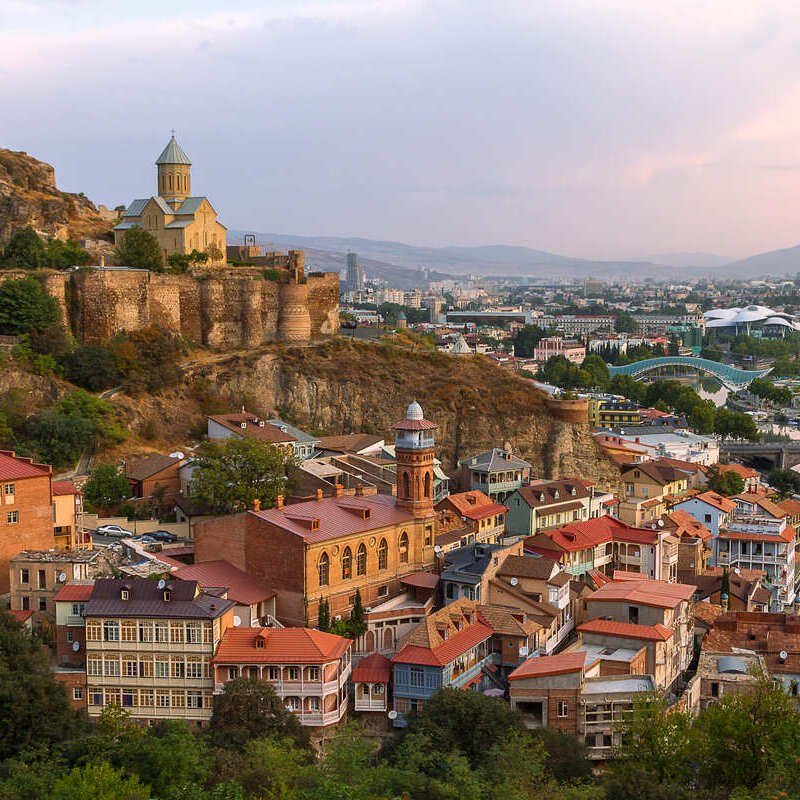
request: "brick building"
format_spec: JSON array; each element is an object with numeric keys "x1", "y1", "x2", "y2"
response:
[
  {"x1": 125, "y1": 454, "x2": 184, "y2": 499},
  {"x1": 195, "y1": 401, "x2": 440, "y2": 629},
  {"x1": 0, "y1": 451, "x2": 56, "y2": 593}
]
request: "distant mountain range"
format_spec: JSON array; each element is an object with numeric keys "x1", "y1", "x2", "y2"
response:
[{"x1": 229, "y1": 229, "x2": 800, "y2": 285}]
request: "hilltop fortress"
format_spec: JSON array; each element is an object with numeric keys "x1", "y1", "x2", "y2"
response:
[{"x1": 0, "y1": 138, "x2": 340, "y2": 346}]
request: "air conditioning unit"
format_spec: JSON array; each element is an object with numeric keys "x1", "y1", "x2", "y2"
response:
[{"x1": 240, "y1": 422, "x2": 247, "y2": 429}]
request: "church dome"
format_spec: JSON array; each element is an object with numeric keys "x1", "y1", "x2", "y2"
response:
[
  {"x1": 155, "y1": 135, "x2": 192, "y2": 165},
  {"x1": 407, "y1": 400, "x2": 424, "y2": 420}
]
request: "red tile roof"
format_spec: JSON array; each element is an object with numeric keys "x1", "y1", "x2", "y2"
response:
[
  {"x1": 718, "y1": 526, "x2": 795, "y2": 544},
  {"x1": 250, "y1": 493, "x2": 415, "y2": 544},
  {"x1": 586, "y1": 578, "x2": 696, "y2": 608},
  {"x1": 393, "y1": 622, "x2": 494, "y2": 667},
  {"x1": 578, "y1": 619, "x2": 674, "y2": 641},
  {"x1": 173, "y1": 560, "x2": 275, "y2": 605},
  {"x1": 778, "y1": 498, "x2": 800, "y2": 517},
  {"x1": 392, "y1": 418, "x2": 437, "y2": 431},
  {"x1": 662, "y1": 509, "x2": 713, "y2": 543},
  {"x1": 0, "y1": 451, "x2": 50, "y2": 481},
  {"x1": 213, "y1": 627, "x2": 351, "y2": 664},
  {"x1": 208, "y1": 413, "x2": 296, "y2": 444},
  {"x1": 508, "y1": 651, "x2": 587, "y2": 680},
  {"x1": 352, "y1": 653, "x2": 392, "y2": 683},
  {"x1": 52, "y1": 480, "x2": 80, "y2": 496},
  {"x1": 588, "y1": 568, "x2": 612, "y2": 588},
  {"x1": 8, "y1": 609, "x2": 33, "y2": 623},
  {"x1": 689, "y1": 491, "x2": 736, "y2": 513},
  {"x1": 400, "y1": 571, "x2": 440, "y2": 590},
  {"x1": 438, "y1": 491, "x2": 508, "y2": 520},
  {"x1": 525, "y1": 515, "x2": 658, "y2": 553},
  {"x1": 732, "y1": 493, "x2": 789, "y2": 520},
  {"x1": 718, "y1": 463, "x2": 759, "y2": 479},
  {"x1": 54, "y1": 583, "x2": 95, "y2": 602}
]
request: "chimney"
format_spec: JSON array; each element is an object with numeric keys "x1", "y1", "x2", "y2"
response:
[
  {"x1": 253, "y1": 498, "x2": 261, "y2": 512},
  {"x1": 276, "y1": 495, "x2": 284, "y2": 509},
  {"x1": 334, "y1": 483, "x2": 344, "y2": 497},
  {"x1": 316, "y1": 488, "x2": 324, "y2": 501},
  {"x1": 355, "y1": 483, "x2": 364, "y2": 497}
]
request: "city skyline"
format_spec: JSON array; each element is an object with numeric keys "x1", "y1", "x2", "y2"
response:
[{"x1": 4, "y1": 1, "x2": 800, "y2": 260}]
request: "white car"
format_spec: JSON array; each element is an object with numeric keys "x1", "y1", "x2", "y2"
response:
[{"x1": 95, "y1": 524, "x2": 133, "y2": 538}]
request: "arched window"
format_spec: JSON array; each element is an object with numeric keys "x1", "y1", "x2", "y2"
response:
[
  {"x1": 356, "y1": 543, "x2": 367, "y2": 576},
  {"x1": 378, "y1": 538, "x2": 388, "y2": 570},
  {"x1": 342, "y1": 547, "x2": 352, "y2": 580},
  {"x1": 402, "y1": 472, "x2": 410, "y2": 499},
  {"x1": 169, "y1": 174, "x2": 173, "y2": 190},
  {"x1": 399, "y1": 532, "x2": 409, "y2": 564},
  {"x1": 318, "y1": 552, "x2": 329, "y2": 586},
  {"x1": 424, "y1": 472, "x2": 432, "y2": 498}
]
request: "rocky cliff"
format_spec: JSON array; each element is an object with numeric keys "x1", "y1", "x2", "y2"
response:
[
  {"x1": 0, "y1": 149, "x2": 112, "y2": 244},
  {"x1": 114, "y1": 338, "x2": 622, "y2": 492}
]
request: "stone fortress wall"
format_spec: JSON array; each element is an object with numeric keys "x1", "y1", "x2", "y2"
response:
[{"x1": 7, "y1": 250, "x2": 339, "y2": 348}]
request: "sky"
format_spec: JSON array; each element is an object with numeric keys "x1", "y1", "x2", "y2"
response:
[{"x1": 3, "y1": 1, "x2": 800, "y2": 260}]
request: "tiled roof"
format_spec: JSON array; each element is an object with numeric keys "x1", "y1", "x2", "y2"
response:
[
  {"x1": 439, "y1": 490, "x2": 507, "y2": 520},
  {"x1": 352, "y1": 653, "x2": 392, "y2": 683},
  {"x1": 525, "y1": 515, "x2": 657, "y2": 553},
  {"x1": 508, "y1": 651, "x2": 587, "y2": 680},
  {"x1": 54, "y1": 583, "x2": 95, "y2": 603},
  {"x1": 0, "y1": 450, "x2": 50, "y2": 480},
  {"x1": 52, "y1": 480, "x2": 80, "y2": 496},
  {"x1": 208, "y1": 413, "x2": 296, "y2": 445},
  {"x1": 85, "y1": 578, "x2": 233, "y2": 620},
  {"x1": 778, "y1": 498, "x2": 800, "y2": 516},
  {"x1": 477, "y1": 605, "x2": 537, "y2": 637},
  {"x1": 393, "y1": 621, "x2": 494, "y2": 667},
  {"x1": 693, "y1": 602, "x2": 724, "y2": 627},
  {"x1": 497, "y1": 555, "x2": 559, "y2": 581},
  {"x1": 621, "y1": 460, "x2": 688, "y2": 485},
  {"x1": 661, "y1": 509, "x2": 713, "y2": 543},
  {"x1": 588, "y1": 568, "x2": 612, "y2": 588},
  {"x1": 686, "y1": 491, "x2": 736, "y2": 513},
  {"x1": 125, "y1": 453, "x2": 181, "y2": 481},
  {"x1": 393, "y1": 418, "x2": 437, "y2": 431},
  {"x1": 316, "y1": 433, "x2": 384, "y2": 454},
  {"x1": 587, "y1": 578, "x2": 695, "y2": 608},
  {"x1": 400, "y1": 571, "x2": 440, "y2": 590},
  {"x1": 732, "y1": 493, "x2": 788, "y2": 519},
  {"x1": 719, "y1": 526, "x2": 795, "y2": 544},
  {"x1": 578, "y1": 619, "x2": 674, "y2": 642},
  {"x1": 516, "y1": 479, "x2": 590, "y2": 509},
  {"x1": 8, "y1": 610, "x2": 33, "y2": 623},
  {"x1": 173, "y1": 560, "x2": 275, "y2": 605},
  {"x1": 213, "y1": 627, "x2": 350, "y2": 664},
  {"x1": 249, "y1": 493, "x2": 415, "y2": 544}
]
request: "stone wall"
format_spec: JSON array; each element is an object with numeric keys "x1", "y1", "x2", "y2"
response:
[{"x1": 0, "y1": 266, "x2": 340, "y2": 347}]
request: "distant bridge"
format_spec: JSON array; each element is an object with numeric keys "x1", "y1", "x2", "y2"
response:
[
  {"x1": 608, "y1": 356, "x2": 771, "y2": 391},
  {"x1": 720, "y1": 440, "x2": 800, "y2": 470}
]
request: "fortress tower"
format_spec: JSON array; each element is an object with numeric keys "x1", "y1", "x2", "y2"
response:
[
  {"x1": 156, "y1": 134, "x2": 192, "y2": 208},
  {"x1": 393, "y1": 401, "x2": 437, "y2": 518}
]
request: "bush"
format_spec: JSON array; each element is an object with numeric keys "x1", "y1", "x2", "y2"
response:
[
  {"x1": 0, "y1": 277, "x2": 60, "y2": 335},
  {"x1": 64, "y1": 345, "x2": 121, "y2": 391},
  {"x1": 114, "y1": 227, "x2": 163, "y2": 271}
]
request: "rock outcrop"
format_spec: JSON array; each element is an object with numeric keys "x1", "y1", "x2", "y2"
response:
[{"x1": 0, "y1": 149, "x2": 112, "y2": 244}]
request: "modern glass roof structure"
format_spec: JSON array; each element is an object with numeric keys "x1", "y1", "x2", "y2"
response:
[{"x1": 704, "y1": 305, "x2": 800, "y2": 337}]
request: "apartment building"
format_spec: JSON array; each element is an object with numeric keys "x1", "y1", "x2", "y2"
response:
[
  {"x1": 435, "y1": 490, "x2": 507, "y2": 545},
  {"x1": 505, "y1": 479, "x2": 591, "y2": 538},
  {"x1": 459, "y1": 448, "x2": 532, "y2": 503},
  {"x1": 532, "y1": 337, "x2": 586, "y2": 365},
  {"x1": 673, "y1": 491, "x2": 736, "y2": 540},
  {"x1": 84, "y1": 578, "x2": 235, "y2": 725},
  {"x1": 618, "y1": 460, "x2": 690, "y2": 526},
  {"x1": 211, "y1": 627, "x2": 352, "y2": 729}
]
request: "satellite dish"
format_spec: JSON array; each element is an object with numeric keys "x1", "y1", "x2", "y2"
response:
[
  {"x1": 72, "y1": 641, "x2": 80, "y2": 652},
  {"x1": 58, "y1": 572, "x2": 67, "y2": 583},
  {"x1": 779, "y1": 650, "x2": 788, "y2": 662},
  {"x1": 233, "y1": 615, "x2": 242, "y2": 627},
  {"x1": 169, "y1": 451, "x2": 185, "y2": 460},
  {"x1": 157, "y1": 579, "x2": 166, "y2": 590},
  {"x1": 388, "y1": 710, "x2": 398, "y2": 720},
  {"x1": 433, "y1": 545, "x2": 442, "y2": 555},
  {"x1": 734, "y1": 568, "x2": 741, "y2": 575},
  {"x1": 510, "y1": 577, "x2": 519, "y2": 586},
  {"x1": 657, "y1": 520, "x2": 664, "y2": 528}
]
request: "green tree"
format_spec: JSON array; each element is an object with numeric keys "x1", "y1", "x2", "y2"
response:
[
  {"x1": 0, "y1": 612, "x2": 79, "y2": 761},
  {"x1": 21, "y1": 411, "x2": 95, "y2": 468},
  {"x1": 706, "y1": 465, "x2": 745, "y2": 496},
  {"x1": 607, "y1": 374, "x2": 647, "y2": 403},
  {"x1": 28, "y1": 321, "x2": 71, "y2": 359},
  {"x1": 0, "y1": 276, "x2": 60, "y2": 335},
  {"x1": 110, "y1": 326, "x2": 185, "y2": 393},
  {"x1": 1, "y1": 227, "x2": 46, "y2": 268},
  {"x1": 349, "y1": 589, "x2": 366, "y2": 638},
  {"x1": 50, "y1": 763, "x2": 149, "y2": 800},
  {"x1": 614, "y1": 311, "x2": 638, "y2": 333},
  {"x1": 513, "y1": 325, "x2": 551, "y2": 358},
  {"x1": 209, "y1": 678, "x2": 309, "y2": 750},
  {"x1": 232, "y1": 736, "x2": 311, "y2": 800},
  {"x1": 767, "y1": 467, "x2": 800, "y2": 498},
  {"x1": 45, "y1": 239, "x2": 92, "y2": 269},
  {"x1": 63, "y1": 345, "x2": 120, "y2": 391},
  {"x1": 687, "y1": 401, "x2": 716, "y2": 434},
  {"x1": 190, "y1": 437, "x2": 290, "y2": 514},
  {"x1": 579, "y1": 354, "x2": 609, "y2": 390},
  {"x1": 317, "y1": 597, "x2": 331, "y2": 632},
  {"x1": 114, "y1": 227, "x2": 164, "y2": 271},
  {"x1": 83, "y1": 463, "x2": 131, "y2": 510},
  {"x1": 700, "y1": 344, "x2": 723, "y2": 362}
]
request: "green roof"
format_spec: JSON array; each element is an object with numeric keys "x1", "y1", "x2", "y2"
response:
[{"x1": 155, "y1": 136, "x2": 191, "y2": 165}]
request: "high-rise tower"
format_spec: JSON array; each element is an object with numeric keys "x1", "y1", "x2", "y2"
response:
[
  {"x1": 156, "y1": 134, "x2": 192, "y2": 208},
  {"x1": 346, "y1": 252, "x2": 363, "y2": 292},
  {"x1": 393, "y1": 401, "x2": 437, "y2": 518}
]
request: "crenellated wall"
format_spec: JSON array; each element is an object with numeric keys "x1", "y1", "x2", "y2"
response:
[{"x1": 0, "y1": 262, "x2": 339, "y2": 347}]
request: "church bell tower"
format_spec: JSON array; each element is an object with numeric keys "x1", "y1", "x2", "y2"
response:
[
  {"x1": 156, "y1": 134, "x2": 192, "y2": 208},
  {"x1": 393, "y1": 401, "x2": 437, "y2": 518}
]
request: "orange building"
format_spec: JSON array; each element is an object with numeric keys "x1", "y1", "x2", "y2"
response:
[
  {"x1": 0, "y1": 451, "x2": 56, "y2": 593},
  {"x1": 196, "y1": 402, "x2": 439, "y2": 628}
]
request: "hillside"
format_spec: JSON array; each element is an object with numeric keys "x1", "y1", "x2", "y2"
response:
[
  {"x1": 109, "y1": 338, "x2": 622, "y2": 491},
  {"x1": 720, "y1": 243, "x2": 800, "y2": 278},
  {"x1": 0, "y1": 149, "x2": 113, "y2": 245}
]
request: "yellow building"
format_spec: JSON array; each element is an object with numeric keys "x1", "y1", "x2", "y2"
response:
[
  {"x1": 114, "y1": 135, "x2": 227, "y2": 265},
  {"x1": 618, "y1": 461, "x2": 689, "y2": 527}
]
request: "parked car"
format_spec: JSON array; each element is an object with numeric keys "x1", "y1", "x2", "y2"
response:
[
  {"x1": 95, "y1": 524, "x2": 133, "y2": 538},
  {"x1": 147, "y1": 530, "x2": 178, "y2": 543}
]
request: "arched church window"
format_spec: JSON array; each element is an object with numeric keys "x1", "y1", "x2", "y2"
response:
[
  {"x1": 318, "y1": 552, "x2": 329, "y2": 586},
  {"x1": 402, "y1": 472, "x2": 410, "y2": 499},
  {"x1": 424, "y1": 472, "x2": 432, "y2": 498},
  {"x1": 399, "y1": 532, "x2": 409, "y2": 564},
  {"x1": 342, "y1": 547, "x2": 353, "y2": 580},
  {"x1": 356, "y1": 543, "x2": 367, "y2": 576},
  {"x1": 378, "y1": 538, "x2": 388, "y2": 570}
]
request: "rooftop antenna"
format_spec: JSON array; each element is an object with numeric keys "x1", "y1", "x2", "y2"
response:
[{"x1": 171, "y1": 128, "x2": 176, "y2": 138}]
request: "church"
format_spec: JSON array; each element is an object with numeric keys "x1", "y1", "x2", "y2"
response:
[
  {"x1": 114, "y1": 135, "x2": 227, "y2": 265},
  {"x1": 194, "y1": 401, "x2": 440, "y2": 629}
]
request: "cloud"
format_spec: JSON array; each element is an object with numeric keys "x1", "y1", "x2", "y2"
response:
[{"x1": 2, "y1": 1, "x2": 800, "y2": 259}]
